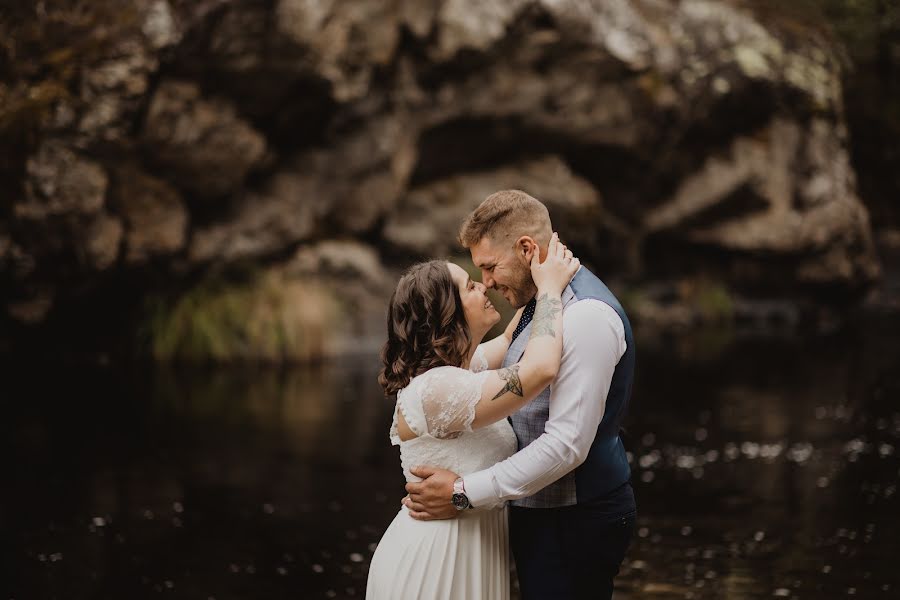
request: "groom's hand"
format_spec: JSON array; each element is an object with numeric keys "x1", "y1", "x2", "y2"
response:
[{"x1": 403, "y1": 466, "x2": 459, "y2": 521}]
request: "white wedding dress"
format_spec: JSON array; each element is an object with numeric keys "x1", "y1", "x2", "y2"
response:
[{"x1": 366, "y1": 347, "x2": 517, "y2": 599}]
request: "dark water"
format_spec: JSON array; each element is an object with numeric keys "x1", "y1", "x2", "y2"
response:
[{"x1": 3, "y1": 314, "x2": 899, "y2": 600}]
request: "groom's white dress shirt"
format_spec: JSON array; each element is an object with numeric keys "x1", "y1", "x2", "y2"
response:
[{"x1": 463, "y1": 299, "x2": 627, "y2": 509}]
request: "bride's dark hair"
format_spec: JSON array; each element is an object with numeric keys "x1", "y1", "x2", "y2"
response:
[{"x1": 378, "y1": 260, "x2": 472, "y2": 396}]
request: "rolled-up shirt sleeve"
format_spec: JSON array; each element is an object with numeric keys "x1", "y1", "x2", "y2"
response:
[{"x1": 464, "y1": 299, "x2": 626, "y2": 508}]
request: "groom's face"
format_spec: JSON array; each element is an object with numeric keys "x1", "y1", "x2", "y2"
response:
[{"x1": 469, "y1": 236, "x2": 537, "y2": 309}]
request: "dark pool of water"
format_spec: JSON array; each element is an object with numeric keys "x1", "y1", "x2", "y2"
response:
[{"x1": 3, "y1": 314, "x2": 899, "y2": 599}]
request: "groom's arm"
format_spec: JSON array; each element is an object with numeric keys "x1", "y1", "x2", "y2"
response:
[
  {"x1": 405, "y1": 300, "x2": 625, "y2": 517},
  {"x1": 462, "y1": 300, "x2": 626, "y2": 508}
]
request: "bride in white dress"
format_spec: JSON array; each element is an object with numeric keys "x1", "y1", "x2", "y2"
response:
[{"x1": 367, "y1": 234, "x2": 578, "y2": 599}]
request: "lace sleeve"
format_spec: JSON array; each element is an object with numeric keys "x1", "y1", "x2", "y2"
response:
[
  {"x1": 420, "y1": 367, "x2": 488, "y2": 439},
  {"x1": 395, "y1": 385, "x2": 427, "y2": 442},
  {"x1": 388, "y1": 404, "x2": 401, "y2": 446},
  {"x1": 470, "y1": 344, "x2": 489, "y2": 373}
]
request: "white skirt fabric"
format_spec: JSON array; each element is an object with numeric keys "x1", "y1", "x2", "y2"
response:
[{"x1": 366, "y1": 505, "x2": 510, "y2": 599}]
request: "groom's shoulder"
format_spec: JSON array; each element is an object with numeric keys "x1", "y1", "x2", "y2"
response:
[
  {"x1": 568, "y1": 268, "x2": 627, "y2": 313},
  {"x1": 563, "y1": 269, "x2": 626, "y2": 335},
  {"x1": 568, "y1": 266, "x2": 610, "y2": 295},
  {"x1": 564, "y1": 268, "x2": 607, "y2": 307},
  {"x1": 563, "y1": 297, "x2": 622, "y2": 328},
  {"x1": 561, "y1": 300, "x2": 627, "y2": 362}
]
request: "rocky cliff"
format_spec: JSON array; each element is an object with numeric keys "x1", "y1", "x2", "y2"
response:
[{"x1": 0, "y1": 0, "x2": 892, "y2": 360}]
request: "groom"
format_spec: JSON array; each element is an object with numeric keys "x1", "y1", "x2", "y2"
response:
[{"x1": 404, "y1": 190, "x2": 636, "y2": 599}]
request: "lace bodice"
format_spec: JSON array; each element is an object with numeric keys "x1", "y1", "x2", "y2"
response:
[{"x1": 389, "y1": 346, "x2": 518, "y2": 483}]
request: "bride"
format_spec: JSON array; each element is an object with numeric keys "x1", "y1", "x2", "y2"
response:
[{"x1": 366, "y1": 233, "x2": 578, "y2": 599}]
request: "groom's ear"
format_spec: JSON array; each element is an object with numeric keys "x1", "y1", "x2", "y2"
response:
[{"x1": 515, "y1": 236, "x2": 537, "y2": 263}]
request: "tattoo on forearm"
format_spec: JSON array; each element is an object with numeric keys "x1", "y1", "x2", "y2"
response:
[
  {"x1": 491, "y1": 365, "x2": 523, "y2": 401},
  {"x1": 530, "y1": 293, "x2": 562, "y2": 338}
]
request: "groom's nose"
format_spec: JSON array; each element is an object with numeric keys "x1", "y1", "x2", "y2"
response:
[{"x1": 481, "y1": 271, "x2": 495, "y2": 288}]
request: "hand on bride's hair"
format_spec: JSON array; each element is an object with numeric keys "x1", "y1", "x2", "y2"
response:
[{"x1": 531, "y1": 232, "x2": 580, "y2": 295}]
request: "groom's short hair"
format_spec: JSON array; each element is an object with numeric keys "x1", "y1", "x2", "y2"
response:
[{"x1": 458, "y1": 190, "x2": 552, "y2": 249}]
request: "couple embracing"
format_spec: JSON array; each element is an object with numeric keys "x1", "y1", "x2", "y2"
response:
[{"x1": 367, "y1": 190, "x2": 636, "y2": 599}]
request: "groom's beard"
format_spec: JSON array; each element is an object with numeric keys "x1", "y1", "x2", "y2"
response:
[{"x1": 501, "y1": 263, "x2": 538, "y2": 309}]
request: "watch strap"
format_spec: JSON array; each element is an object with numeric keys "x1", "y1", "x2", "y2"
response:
[{"x1": 452, "y1": 478, "x2": 472, "y2": 510}]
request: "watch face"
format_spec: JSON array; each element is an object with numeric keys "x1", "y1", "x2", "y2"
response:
[{"x1": 451, "y1": 493, "x2": 470, "y2": 510}]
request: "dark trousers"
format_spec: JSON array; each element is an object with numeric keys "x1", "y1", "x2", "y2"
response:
[{"x1": 510, "y1": 503, "x2": 635, "y2": 600}]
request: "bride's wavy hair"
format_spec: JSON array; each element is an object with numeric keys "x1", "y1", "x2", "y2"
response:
[{"x1": 378, "y1": 260, "x2": 472, "y2": 396}]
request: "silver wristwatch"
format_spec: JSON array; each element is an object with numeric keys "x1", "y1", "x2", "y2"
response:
[{"x1": 451, "y1": 477, "x2": 472, "y2": 510}]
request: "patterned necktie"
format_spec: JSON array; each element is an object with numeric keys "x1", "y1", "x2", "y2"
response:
[{"x1": 510, "y1": 297, "x2": 537, "y2": 343}]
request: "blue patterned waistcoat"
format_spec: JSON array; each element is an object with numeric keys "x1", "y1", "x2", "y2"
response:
[{"x1": 505, "y1": 267, "x2": 635, "y2": 508}]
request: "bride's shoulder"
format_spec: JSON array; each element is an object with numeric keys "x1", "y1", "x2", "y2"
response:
[{"x1": 408, "y1": 364, "x2": 470, "y2": 387}]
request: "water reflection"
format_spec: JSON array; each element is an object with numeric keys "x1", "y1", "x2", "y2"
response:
[
  {"x1": 3, "y1": 315, "x2": 900, "y2": 599},
  {"x1": 3, "y1": 357, "x2": 403, "y2": 600},
  {"x1": 621, "y1": 315, "x2": 900, "y2": 599}
]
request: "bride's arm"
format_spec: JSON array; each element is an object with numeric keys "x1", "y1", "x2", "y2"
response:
[
  {"x1": 470, "y1": 236, "x2": 577, "y2": 429},
  {"x1": 475, "y1": 306, "x2": 524, "y2": 370},
  {"x1": 417, "y1": 235, "x2": 576, "y2": 440},
  {"x1": 470, "y1": 292, "x2": 563, "y2": 429}
]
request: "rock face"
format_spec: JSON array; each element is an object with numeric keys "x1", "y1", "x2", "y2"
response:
[
  {"x1": 0, "y1": 0, "x2": 889, "y2": 357},
  {"x1": 110, "y1": 166, "x2": 189, "y2": 265},
  {"x1": 643, "y1": 118, "x2": 878, "y2": 286},
  {"x1": 19, "y1": 141, "x2": 109, "y2": 220},
  {"x1": 142, "y1": 80, "x2": 268, "y2": 198},
  {"x1": 384, "y1": 155, "x2": 601, "y2": 258}
]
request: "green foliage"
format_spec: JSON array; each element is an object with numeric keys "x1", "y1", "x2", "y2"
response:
[
  {"x1": 618, "y1": 278, "x2": 735, "y2": 326},
  {"x1": 617, "y1": 287, "x2": 643, "y2": 321},
  {"x1": 738, "y1": 0, "x2": 900, "y2": 74},
  {"x1": 693, "y1": 280, "x2": 735, "y2": 323},
  {"x1": 141, "y1": 270, "x2": 338, "y2": 363},
  {"x1": 817, "y1": 0, "x2": 900, "y2": 64}
]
